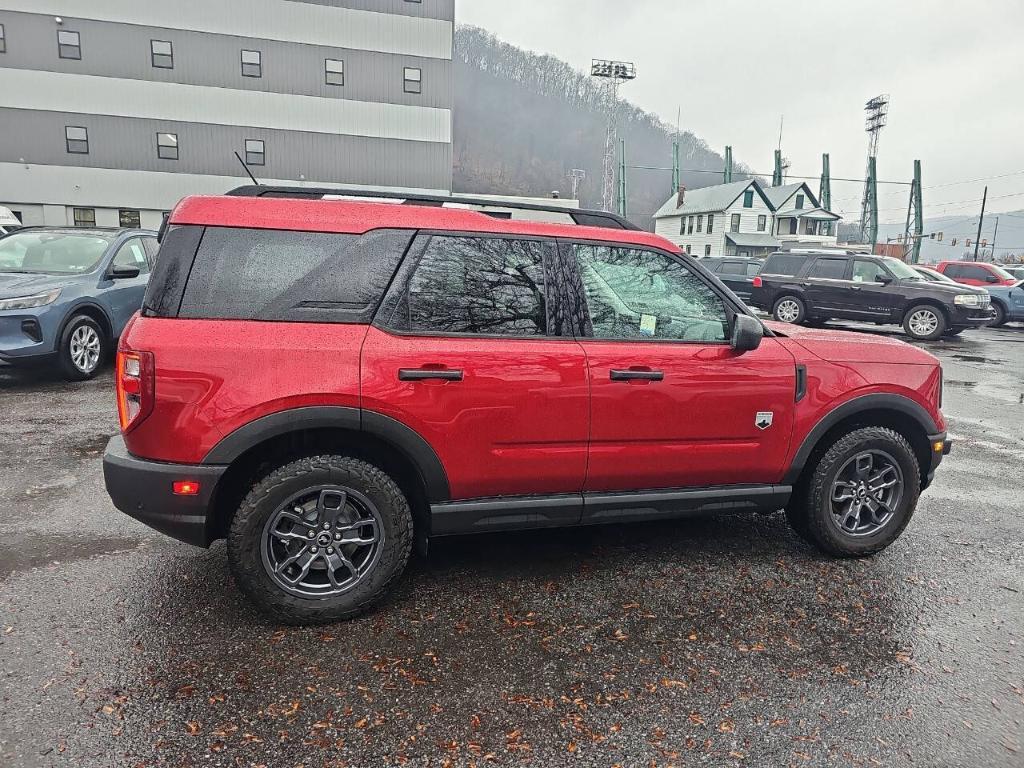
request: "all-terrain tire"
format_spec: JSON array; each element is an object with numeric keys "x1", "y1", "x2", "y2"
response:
[
  {"x1": 227, "y1": 455, "x2": 413, "y2": 625},
  {"x1": 786, "y1": 427, "x2": 921, "y2": 558}
]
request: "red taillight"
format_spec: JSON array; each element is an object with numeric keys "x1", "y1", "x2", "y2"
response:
[
  {"x1": 116, "y1": 349, "x2": 155, "y2": 433},
  {"x1": 172, "y1": 481, "x2": 201, "y2": 496},
  {"x1": 752, "y1": 276, "x2": 763, "y2": 288}
]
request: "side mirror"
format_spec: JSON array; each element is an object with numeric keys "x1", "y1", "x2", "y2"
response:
[
  {"x1": 110, "y1": 264, "x2": 141, "y2": 279},
  {"x1": 877, "y1": 274, "x2": 894, "y2": 284},
  {"x1": 731, "y1": 314, "x2": 764, "y2": 353}
]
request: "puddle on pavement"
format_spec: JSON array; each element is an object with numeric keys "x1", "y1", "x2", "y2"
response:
[
  {"x1": 67, "y1": 432, "x2": 116, "y2": 458},
  {"x1": 0, "y1": 534, "x2": 145, "y2": 578},
  {"x1": 952, "y1": 354, "x2": 1004, "y2": 364},
  {"x1": 945, "y1": 379, "x2": 978, "y2": 388}
]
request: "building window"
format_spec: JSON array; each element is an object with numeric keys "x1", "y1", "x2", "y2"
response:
[
  {"x1": 245, "y1": 138, "x2": 265, "y2": 166},
  {"x1": 696, "y1": 215, "x2": 703, "y2": 233},
  {"x1": 57, "y1": 30, "x2": 81, "y2": 59},
  {"x1": 0, "y1": 24, "x2": 6, "y2": 54},
  {"x1": 119, "y1": 209, "x2": 141, "y2": 228},
  {"x1": 757, "y1": 214, "x2": 766, "y2": 232},
  {"x1": 743, "y1": 189, "x2": 754, "y2": 208},
  {"x1": 687, "y1": 216, "x2": 694, "y2": 235},
  {"x1": 241, "y1": 49, "x2": 261, "y2": 78},
  {"x1": 705, "y1": 244, "x2": 712, "y2": 257},
  {"x1": 686, "y1": 244, "x2": 692, "y2": 255},
  {"x1": 157, "y1": 132, "x2": 178, "y2": 160},
  {"x1": 151, "y1": 39, "x2": 173, "y2": 69},
  {"x1": 789, "y1": 219, "x2": 798, "y2": 235},
  {"x1": 325, "y1": 58, "x2": 344, "y2": 86},
  {"x1": 65, "y1": 126, "x2": 89, "y2": 154},
  {"x1": 707, "y1": 214, "x2": 714, "y2": 234},
  {"x1": 404, "y1": 66, "x2": 422, "y2": 94},
  {"x1": 730, "y1": 213, "x2": 741, "y2": 232},
  {"x1": 73, "y1": 208, "x2": 96, "y2": 228},
  {"x1": 679, "y1": 217, "x2": 686, "y2": 236},
  {"x1": 796, "y1": 194, "x2": 805, "y2": 210}
]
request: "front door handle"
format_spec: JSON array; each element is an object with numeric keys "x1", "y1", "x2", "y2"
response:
[
  {"x1": 610, "y1": 369, "x2": 664, "y2": 382},
  {"x1": 399, "y1": 368, "x2": 464, "y2": 382}
]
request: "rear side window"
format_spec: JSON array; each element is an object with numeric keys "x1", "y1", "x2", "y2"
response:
[
  {"x1": 761, "y1": 254, "x2": 805, "y2": 276},
  {"x1": 808, "y1": 257, "x2": 848, "y2": 279},
  {"x1": 168, "y1": 227, "x2": 412, "y2": 322},
  {"x1": 718, "y1": 261, "x2": 747, "y2": 276},
  {"x1": 958, "y1": 265, "x2": 990, "y2": 280},
  {"x1": 381, "y1": 235, "x2": 552, "y2": 337},
  {"x1": 745, "y1": 262, "x2": 762, "y2": 276}
]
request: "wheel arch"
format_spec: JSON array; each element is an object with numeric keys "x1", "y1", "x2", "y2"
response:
[
  {"x1": 784, "y1": 394, "x2": 938, "y2": 489},
  {"x1": 58, "y1": 302, "x2": 114, "y2": 350},
  {"x1": 203, "y1": 407, "x2": 449, "y2": 543},
  {"x1": 989, "y1": 297, "x2": 1008, "y2": 324},
  {"x1": 901, "y1": 299, "x2": 950, "y2": 324}
]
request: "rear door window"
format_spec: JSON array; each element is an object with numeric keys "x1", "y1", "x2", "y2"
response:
[
  {"x1": 718, "y1": 261, "x2": 747, "y2": 276},
  {"x1": 808, "y1": 257, "x2": 849, "y2": 279},
  {"x1": 745, "y1": 262, "x2": 763, "y2": 276},
  {"x1": 178, "y1": 228, "x2": 413, "y2": 323},
  {"x1": 380, "y1": 235, "x2": 553, "y2": 337},
  {"x1": 762, "y1": 254, "x2": 805, "y2": 276}
]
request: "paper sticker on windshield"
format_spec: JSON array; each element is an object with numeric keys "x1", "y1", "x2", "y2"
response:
[{"x1": 639, "y1": 314, "x2": 657, "y2": 337}]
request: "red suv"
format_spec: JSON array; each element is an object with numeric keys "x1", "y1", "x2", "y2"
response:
[
  {"x1": 935, "y1": 260, "x2": 1019, "y2": 287},
  {"x1": 103, "y1": 187, "x2": 951, "y2": 624}
]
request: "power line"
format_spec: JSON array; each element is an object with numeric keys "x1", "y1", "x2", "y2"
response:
[{"x1": 924, "y1": 168, "x2": 1024, "y2": 190}]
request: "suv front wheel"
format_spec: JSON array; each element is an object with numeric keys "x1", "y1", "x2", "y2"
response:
[
  {"x1": 903, "y1": 305, "x2": 946, "y2": 341},
  {"x1": 58, "y1": 314, "x2": 107, "y2": 381},
  {"x1": 786, "y1": 427, "x2": 920, "y2": 557},
  {"x1": 228, "y1": 455, "x2": 413, "y2": 624},
  {"x1": 773, "y1": 296, "x2": 806, "y2": 324}
]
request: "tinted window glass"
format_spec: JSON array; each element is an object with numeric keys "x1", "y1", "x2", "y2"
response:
[
  {"x1": 943, "y1": 264, "x2": 964, "y2": 278},
  {"x1": 386, "y1": 236, "x2": 550, "y2": 337},
  {"x1": 959, "y1": 265, "x2": 989, "y2": 280},
  {"x1": 762, "y1": 254, "x2": 806, "y2": 276},
  {"x1": 852, "y1": 260, "x2": 886, "y2": 283},
  {"x1": 719, "y1": 261, "x2": 746, "y2": 276},
  {"x1": 809, "y1": 258, "x2": 848, "y2": 279},
  {"x1": 178, "y1": 228, "x2": 412, "y2": 322},
  {"x1": 574, "y1": 244, "x2": 728, "y2": 342},
  {"x1": 745, "y1": 262, "x2": 762, "y2": 276}
]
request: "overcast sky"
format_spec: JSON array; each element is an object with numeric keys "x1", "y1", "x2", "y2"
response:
[{"x1": 458, "y1": 0, "x2": 1024, "y2": 224}]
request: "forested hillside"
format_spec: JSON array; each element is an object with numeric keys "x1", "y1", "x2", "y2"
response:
[{"x1": 453, "y1": 27, "x2": 750, "y2": 225}]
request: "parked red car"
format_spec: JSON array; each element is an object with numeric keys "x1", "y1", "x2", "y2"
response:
[
  {"x1": 103, "y1": 187, "x2": 950, "y2": 624},
  {"x1": 935, "y1": 260, "x2": 1019, "y2": 287}
]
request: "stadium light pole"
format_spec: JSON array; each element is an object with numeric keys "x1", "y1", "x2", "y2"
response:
[{"x1": 591, "y1": 59, "x2": 636, "y2": 212}]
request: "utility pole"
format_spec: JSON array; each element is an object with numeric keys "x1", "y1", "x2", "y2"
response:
[
  {"x1": 671, "y1": 142, "x2": 680, "y2": 197},
  {"x1": 568, "y1": 169, "x2": 586, "y2": 200},
  {"x1": 903, "y1": 160, "x2": 923, "y2": 263},
  {"x1": 991, "y1": 216, "x2": 999, "y2": 260},
  {"x1": 773, "y1": 149, "x2": 783, "y2": 187},
  {"x1": 590, "y1": 59, "x2": 636, "y2": 212},
  {"x1": 973, "y1": 185, "x2": 988, "y2": 261},
  {"x1": 819, "y1": 153, "x2": 831, "y2": 210},
  {"x1": 723, "y1": 146, "x2": 734, "y2": 184},
  {"x1": 617, "y1": 138, "x2": 627, "y2": 218}
]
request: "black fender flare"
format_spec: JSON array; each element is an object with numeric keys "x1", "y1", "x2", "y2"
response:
[
  {"x1": 202, "y1": 406, "x2": 450, "y2": 502},
  {"x1": 783, "y1": 393, "x2": 939, "y2": 485}
]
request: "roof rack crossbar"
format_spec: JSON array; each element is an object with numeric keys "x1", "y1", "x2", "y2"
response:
[{"x1": 224, "y1": 185, "x2": 641, "y2": 231}]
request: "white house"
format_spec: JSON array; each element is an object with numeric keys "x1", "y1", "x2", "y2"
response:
[
  {"x1": 654, "y1": 179, "x2": 841, "y2": 258},
  {"x1": 762, "y1": 183, "x2": 840, "y2": 248},
  {"x1": 653, "y1": 179, "x2": 780, "y2": 259}
]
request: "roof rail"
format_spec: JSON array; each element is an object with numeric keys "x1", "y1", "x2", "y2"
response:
[{"x1": 224, "y1": 185, "x2": 642, "y2": 231}]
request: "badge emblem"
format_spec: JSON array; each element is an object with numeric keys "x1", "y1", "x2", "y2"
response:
[{"x1": 755, "y1": 412, "x2": 774, "y2": 430}]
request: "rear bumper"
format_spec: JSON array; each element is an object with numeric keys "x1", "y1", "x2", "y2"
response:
[
  {"x1": 103, "y1": 435, "x2": 225, "y2": 547},
  {"x1": 923, "y1": 432, "x2": 951, "y2": 489}
]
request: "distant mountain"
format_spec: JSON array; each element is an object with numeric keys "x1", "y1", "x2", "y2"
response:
[{"x1": 453, "y1": 26, "x2": 753, "y2": 226}]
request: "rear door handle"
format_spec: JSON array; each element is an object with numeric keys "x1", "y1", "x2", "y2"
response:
[
  {"x1": 399, "y1": 368, "x2": 464, "y2": 382},
  {"x1": 610, "y1": 369, "x2": 664, "y2": 382}
]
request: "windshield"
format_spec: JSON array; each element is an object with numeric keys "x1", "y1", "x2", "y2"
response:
[
  {"x1": 882, "y1": 257, "x2": 923, "y2": 281},
  {"x1": 0, "y1": 231, "x2": 113, "y2": 275},
  {"x1": 917, "y1": 267, "x2": 956, "y2": 284}
]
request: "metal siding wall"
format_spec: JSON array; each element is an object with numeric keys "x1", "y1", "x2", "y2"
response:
[
  {"x1": 0, "y1": 109, "x2": 453, "y2": 190},
  {"x1": 287, "y1": 0, "x2": 455, "y2": 21},
  {"x1": 0, "y1": 11, "x2": 451, "y2": 109}
]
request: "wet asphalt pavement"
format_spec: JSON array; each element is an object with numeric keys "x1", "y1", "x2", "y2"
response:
[{"x1": 1, "y1": 324, "x2": 1022, "y2": 768}]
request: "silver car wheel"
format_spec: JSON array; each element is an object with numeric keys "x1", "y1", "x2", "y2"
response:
[{"x1": 69, "y1": 324, "x2": 102, "y2": 373}]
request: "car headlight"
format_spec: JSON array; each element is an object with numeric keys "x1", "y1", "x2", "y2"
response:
[
  {"x1": 953, "y1": 294, "x2": 981, "y2": 307},
  {"x1": 0, "y1": 288, "x2": 62, "y2": 311}
]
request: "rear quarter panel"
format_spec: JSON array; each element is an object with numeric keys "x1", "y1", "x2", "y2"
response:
[{"x1": 121, "y1": 318, "x2": 367, "y2": 463}]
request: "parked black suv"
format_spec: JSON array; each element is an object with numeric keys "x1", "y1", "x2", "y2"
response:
[
  {"x1": 702, "y1": 257, "x2": 762, "y2": 302},
  {"x1": 750, "y1": 250, "x2": 995, "y2": 340}
]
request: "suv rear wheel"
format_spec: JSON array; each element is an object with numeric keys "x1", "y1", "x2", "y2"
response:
[
  {"x1": 227, "y1": 455, "x2": 413, "y2": 624},
  {"x1": 773, "y1": 296, "x2": 806, "y2": 324},
  {"x1": 786, "y1": 427, "x2": 920, "y2": 557},
  {"x1": 903, "y1": 305, "x2": 946, "y2": 341}
]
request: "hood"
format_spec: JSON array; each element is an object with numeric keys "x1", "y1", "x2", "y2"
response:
[
  {"x1": 0, "y1": 271, "x2": 79, "y2": 299},
  {"x1": 765, "y1": 321, "x2": 939, "y2": 365},
  {"x1": 902, "y1": 279, "x2": 984, "y2": 296}
]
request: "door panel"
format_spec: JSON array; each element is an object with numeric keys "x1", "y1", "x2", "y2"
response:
[
  {"x1": 802, "y1": 257, "x2": 851, "y2": 315},
  {"x1": 847, "y1": 259, "x2": 899, "y2": 318},
  {"x1": 102, "y1": 238, "x2": 150, "y2": 335},
  {"x1": 362, "y1": 233, "x2": 588, "y2": 503},
  {"x1": 569, "y1": 242, "x2": 797, "y2": 492}
]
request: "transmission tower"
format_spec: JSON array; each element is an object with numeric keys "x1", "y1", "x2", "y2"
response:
[
  {"x1": 859, "y1": 94, "x2": 889, "y2": 247},
  {"x1": 903, "y1": 160, "x2": 923, "y2": 263},
  {"x1": 591, "y1": 59, "x2": 636, "y2": 212}
]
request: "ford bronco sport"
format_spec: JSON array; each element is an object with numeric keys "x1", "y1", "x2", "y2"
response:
[{"x1": 103, "y1": 188, "x2": 951, "y2": 624}]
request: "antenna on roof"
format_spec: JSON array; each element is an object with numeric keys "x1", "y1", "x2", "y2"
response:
[{"x1": 234, "y1": 151, "x2": 261, "y2": 186}]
